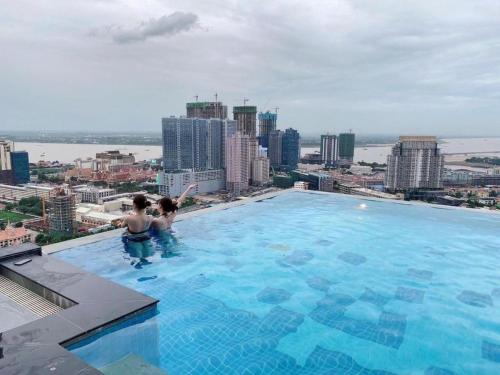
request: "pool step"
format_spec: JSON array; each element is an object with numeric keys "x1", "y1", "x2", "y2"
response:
[
  {"x1": 100, "y1": 354, "x2": 167, "y2": 375},
  {"x1": 0, "y1": 274, "x2": 63, "y2": 317}
]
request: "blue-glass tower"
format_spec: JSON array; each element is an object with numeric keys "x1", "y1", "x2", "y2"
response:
[
  {"x1": 10, "y1": 151, "x2": 30, "y2": 185},
  {"x1": 281, "y1": 128, "x2": 300, "y2": 170}
]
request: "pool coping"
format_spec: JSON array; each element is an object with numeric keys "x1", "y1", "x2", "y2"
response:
[
  {"x1": 43, "y1": 188, "x2": 500, "y2": 255},
  {"x1": 0, "y1": 243, "x2": 158, "y2": 375}
]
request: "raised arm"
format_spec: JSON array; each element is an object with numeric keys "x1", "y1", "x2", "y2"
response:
[{"x1": 175, "y1": 184, "x2": 197, "y2": 208}]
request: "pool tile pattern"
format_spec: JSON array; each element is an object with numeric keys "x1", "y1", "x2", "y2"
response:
[
  {"x1": 425, "y1": 366, "x2": 456, "y2": 375},
  {"x1": 359, "y1": 288, "x2": 390, "y2": 307},
  {"x1": 492, "y1": 288, "x2": 500, "y2": 299},
  {"x1": 338, "y1": 252, "x2": 367, "y2": 266},
  {"x1": 257, "y1": 287, "x2": 292, "y2": 304},
  {"x1": 407, "y1": 268, "x2": 434, "y2": 281},
  {"x1": 456, "y1": 291, "x2": 493, "y2": 308},
  {"x1": 395, "y1": 287, "x2": 425, "y2": 304},
  {"x1": 279, "y1": 251, "x2": 314, "y2": 267},
  {"x1": 307, "y1": 277, "x2": 334, "y2": 292},
  {"x1": 303, "y1": 346, "x2": 396, "y2": 375},
  {"x1": 482, "y1": 341, "x2": 500, "y2": 363},
  {"x1": 310, "y1": 293, "x2": 406, "y2": 349}
]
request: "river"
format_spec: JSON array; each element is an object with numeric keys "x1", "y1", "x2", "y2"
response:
[{"x1": 13, "y1": 137, "x2": 500, "y2": 165}]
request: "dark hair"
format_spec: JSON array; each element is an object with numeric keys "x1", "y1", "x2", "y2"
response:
[
  {"x1": 133, "y1": 194, "x2": 151, "y2": 210},
  {"x1": 158, "y1": 197, "x2": 178, "y2": 215}
]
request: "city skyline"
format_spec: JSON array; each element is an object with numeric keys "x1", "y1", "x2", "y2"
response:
[{"x1": 2, "y1": 1, "x2": 500, "y2": 136}]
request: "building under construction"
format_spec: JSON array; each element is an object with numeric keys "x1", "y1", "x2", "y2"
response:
[
  {"x1": 258, "y1": 111, "x2": 277, "y2": 148},
  {"x1": 186, "y1": 102, "x2": 227, "y2": 119},
  {"x1": 47, "y1": 188, "x2": 77, "y2": 234},
  {"x1": 233, "y1": 106, "x2": 257, "y2": 138}
]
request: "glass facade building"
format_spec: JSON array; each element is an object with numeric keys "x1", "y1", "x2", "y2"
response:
[
  {"x1": 281, "y1": 128, "x2": 301, "y2": 171},
  {"x1": 10, "y1": 151, "x2": 30, "y2": 185}
]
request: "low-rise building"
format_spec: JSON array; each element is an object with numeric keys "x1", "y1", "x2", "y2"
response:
[
  {"x1": 294, "y1": 181, "x2": 309, "y2": 190},
  {"x1": 74, "y1": 187, "x2": 116, "y2": 204},
  {"x1": 0, "y1": 226, "x2": 35, "y2": 248},
  {"x1": 0, "y1": 184, "x2": 55, "y2": 202},
  {"x1": 159, "y1": 170, "x2": 225, "y2": 197}
]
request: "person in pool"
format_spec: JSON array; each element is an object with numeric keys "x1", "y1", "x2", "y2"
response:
[
  {"x1": 152, "y1": 184, "x2": 197, "y2": 232},
  {"x1": 119, "y1": 194, "x2": 155, "y2": 266}
]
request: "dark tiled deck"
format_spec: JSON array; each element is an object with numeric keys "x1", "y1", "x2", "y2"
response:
[{"x1": 0, "y1": 243, "x2": 158, "y2": 375}]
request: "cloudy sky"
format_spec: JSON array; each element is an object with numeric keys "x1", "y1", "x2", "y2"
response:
[{"x1": 2, "y1": 0, "x2": 500, "y2": 136}]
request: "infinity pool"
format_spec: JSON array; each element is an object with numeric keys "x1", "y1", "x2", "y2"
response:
[{"x1": 55, "y1": 191, "x2": 500, "y2": 374}]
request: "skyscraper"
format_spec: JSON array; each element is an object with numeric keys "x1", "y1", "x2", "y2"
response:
[
  {"x1": 258, "y1": 111, "x2": 277, "y2": 148},
  {"x1": 338, "y1": 132, "x2": 355, "y2": 164},
  {"x1": 10, "y1": 151, "x2": 30, "y2": 185},
  {"x1": 162, "y1": 117, "x2": 223, "y2": 171},
  {"x1": 0, "y1": 139, "x2": 13, "y2": 184},
  {"x1": 282, "y1": 128, "x2": 301, "y2": 170},
  {"x1": 268, "y1": 130, "x2": 283, "y2": 169},
  {"x1": 233, "y1": 106, "x2": 257, "y2": 137},
  {"x1": 225, "y1": 132, "x2": 250, "y2": 195},
  {"x1": 385, "y1": 136, "x2": 444, "y2": 192},
  {"x1": 320, "y1": 134, "x2": 338, "y2": 166},
  {"x1": 186, "y1": 102, "x2": 227, "y2": 119}
]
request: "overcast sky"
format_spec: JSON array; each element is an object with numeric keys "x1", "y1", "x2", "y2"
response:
[{"x1": 2, "y1": 0, "x2": 500, "y2": 136}]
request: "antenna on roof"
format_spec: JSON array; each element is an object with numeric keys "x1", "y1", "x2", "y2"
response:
[
  {"x1": 243, "y1": 98, "x2": 249, "y2": 106},
  {"x1": 194, "y1": 95, "x2": 198, "y2": 102},
  {"x1": 214, "y1": 93, "x2": 218, "y2": 102}
]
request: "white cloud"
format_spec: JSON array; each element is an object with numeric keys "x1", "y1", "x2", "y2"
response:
[{"x1": 90, "y1": 12, "x2": 199, "y2": 43}]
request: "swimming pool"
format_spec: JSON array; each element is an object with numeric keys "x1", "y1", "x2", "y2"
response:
[{"x1": 55, "y1": 191, "x2": 500, "y2": 374}]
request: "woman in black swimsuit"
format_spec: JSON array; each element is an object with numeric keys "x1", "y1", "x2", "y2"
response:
[{"x1": 121, "y1": 194, "x2": 154, "y2": 267}]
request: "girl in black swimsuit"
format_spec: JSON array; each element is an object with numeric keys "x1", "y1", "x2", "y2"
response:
[{"x1": 121, "y1": 194, "x2": 155, "y2": 267}]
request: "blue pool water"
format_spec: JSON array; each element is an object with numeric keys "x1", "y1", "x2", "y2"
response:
[{"x1": 56, "y1": 191, "x2": 500, "y2": 374}]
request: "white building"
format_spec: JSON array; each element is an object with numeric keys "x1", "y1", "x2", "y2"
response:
[
  {"x1": 294, "y1": 181, "x2": 309, "y2": 190},
  {"x1": 251, "y1": 157, "x2": 271, "y2": 186},
  {"x1": 159, "y1": 169, "x2": 225, "y2": 197},
  {"x1": 0, "y1": 184, "x2": 55, "y2": 202},
  {"x1": 74, "y1": 187, "x2": 116, "y2": 204},
  {"x1": 349, "y1": 165, "x2": 373, "y2": 175},
  {"x1": 320, "y1": 134, "x2": 338, "y2": 166},
  {"x1": 385, "y1": 136, "x2": 444, "y2": 192}
]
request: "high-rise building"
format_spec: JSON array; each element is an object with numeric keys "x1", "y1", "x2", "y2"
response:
[
  {"x1": 10, "y1": 151, "x2": 30, "y2": 185},
  {"x1": 162, "y1": 117, "x2": 223, "y2": 172},
  {"x1": 385, "y1": 136, "x2": 444, "y2": 192},
  {"x1": 48, "y1": 189, "x2": 77, "y2": 234},
  {"x1": 251, "y1": 157, "x2": 271, "y2": 186},
  {"x1": 320, "y1": 135, "x2": 338, "y2": 166},
  {"x1": 233, "y1": 106, "x2": 257, "y2": 137},
  {"x1": 186, "y1": 102, "x2": 227, "y2": 119},
  {"x1": 282, "y1": 128, "x2": 301, "y2": 170},
  {"x1": 225, "y1": 132, "x2": 250, "y2": 195},
  {"x1": 268, "y1": 130, "x2": 283, "y2": 169},
  {"x1": 0, "y1": 139, "x2": 13, "y2": 185},
  {"x1": 338, "y1": 132, "x2": 355, "y2": 164},
  {"x1": 258, "y1": 111, "x2": 277, "y2": 148}
]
